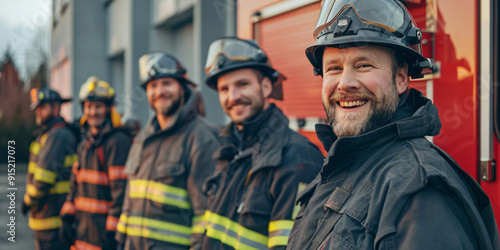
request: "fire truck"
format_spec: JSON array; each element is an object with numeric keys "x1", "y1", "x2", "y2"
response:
[{"x1": 236, "y1": 0, "x2": 500, "y2": 227}]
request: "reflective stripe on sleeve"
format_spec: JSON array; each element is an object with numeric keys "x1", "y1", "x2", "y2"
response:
[
  {"x1": 191, "y1": 215, "x2": 206, "y2": 235},
  {"x1": 30, "y1": 141, "x2": 41, "y2": 155},
  {"x1": 106, "y1": 215, "x2": 120, "y2": 231},
  {"x1": 74, "y1": 197, "x2": 110, "y2": 214},
  {"x1": 24, "y1": 193, "x2": 32, "y2": 206},
  {"x1": 204, "y1": 210, "x2": 268, "y2": 250},
  {"x1": 268, "y1": 220, "x2": 294, "y2": 248},
  {"x1": 108, "y1": 165, "x2": 127, "y2": 180},
  {"x1": 73, "y1": 240, "x2": 101, "y2": 250},
  {"x1": 60, "y1": 201, "x2": 76, "y2": 215},
  {"x1": 26, "y1": 182, "x2": 70, "y2": 198},
  {"x1": 129, "y1": 179, "x2": 191, "y2": 209},
  {"x1": 116, "y1": 215, "x2": 192, "y2": 246},
  {"x1": 76, "y1": 169, "x2": 109, "y2": 185},
  {"x1": 117, "y1": 213, "x2": 128, "y2": 233},
  {"x1": 32, "y1": 163, "x2": 57, "y2": 184},
  {"x1": 64, "y1": 154, "x2": 78, "y2": 167},
  {"x1": 29, "y1": 216, "x2": 62, "y2": 230}
]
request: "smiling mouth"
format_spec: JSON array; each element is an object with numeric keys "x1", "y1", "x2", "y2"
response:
[
  {"x1": 338, "y1": 100, "x2": 367, "y2": 108},
  {"x1": 229, "y1": 103, "x2": 248, "y2": 110}
]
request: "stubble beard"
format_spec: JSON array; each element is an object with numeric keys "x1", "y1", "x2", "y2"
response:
[
  {"x1": 154, "y1": 90, "x2": 184, "y2": 117},
  {"x1": 324, "y1": 82, "x2": 400, "y2": 138}
]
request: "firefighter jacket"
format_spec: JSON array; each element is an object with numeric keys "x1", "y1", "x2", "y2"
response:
[
  {"x1": 24, "y1": 116, "x2": 78, "y2": 241},
  {"x1": 60, "y1": 119, "x2": 132, "y2": 249},
  {"x1": 116, "y1": 87, "x2": 220, "y2": 250},
  {"x1": 287, "y1": 89, "x2": 500, "y2": 250},
  {"x1": 201, "y1": 104, "x2": 324, "y2": 250}
]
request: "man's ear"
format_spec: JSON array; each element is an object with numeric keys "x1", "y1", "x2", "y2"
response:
[
  {"x1": 261, "y1": 77, "x2": 273, "y2": 99},
  {"x1": 395, "y1": 63, "x2": 410, "y2": 94}
]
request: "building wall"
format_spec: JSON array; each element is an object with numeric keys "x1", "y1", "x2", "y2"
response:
[
  {"x1": 50, "y1": 0, "x2": 74, "y2": 121},
  {"x1": 51, "y1": 0, "x2": 236, "y2": 127}
]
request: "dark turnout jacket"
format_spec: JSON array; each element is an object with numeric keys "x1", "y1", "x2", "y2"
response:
[
  {"x1": 287, "y1": 89, "x2": 500, "y2": 250},
  {"x1": 116, "y1": 87, "x2": 220, "y2": 250},
  {"x1": 201, "y1": 104, "x2": 324, "y2": 250},
  {"x1": 61, "y1": 120, "x2": 132, "y2": 249},
  {"x1": 24, "y1": 117, "x2": 78, "y2": 242}
]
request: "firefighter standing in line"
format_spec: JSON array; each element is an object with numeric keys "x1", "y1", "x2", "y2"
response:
[
  {"x1": 59, "y1": 77, "x2": 132, "y2": 250},
  {"x1": 23, "y1": 88, "x2": 78, "y2": 250},
  {"x1": 116, "y1": 52, "x2": 220, "y2": 250},
  {"x1": 287, "y1": 0, "x2": 500, "y2": 249},
  {"x1": 201, "y1": 37, "x2": 324, "y2": 250}
]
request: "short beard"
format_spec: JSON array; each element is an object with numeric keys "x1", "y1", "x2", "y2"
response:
[
  {"x1": 155, "y1": 91, "x2": 184, "y2": 117},
  {"x1": 37, "y1": 114, "x2": 54, "y2": 127},
  {"x1": 325, "y1": 82, "x2": 400, "y2": 138}
]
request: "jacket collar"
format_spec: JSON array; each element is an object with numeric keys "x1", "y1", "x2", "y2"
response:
[
  {"x1": 317, "y1": 89, "x2": 441, "y2": 165},
  {"x1": 215, "y1": 104, "x2": 290, "y2": 171},
  {"x1": 42, "y1": 116, "x2": 66, "y2": 134}
]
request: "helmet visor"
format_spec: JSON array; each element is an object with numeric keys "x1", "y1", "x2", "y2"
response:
[
  {"x1": 205, "y1": 38, "x2": 263, "y2": 75},
  {"x1": 314, "y1": 0, "x2": 406, "y2": 39},
  {"x1": 79, "y1": 80, "x2": 114, "y2": 101},
  {"x1": 139, "y1": 52, "x2": 182, "y2": 84}
]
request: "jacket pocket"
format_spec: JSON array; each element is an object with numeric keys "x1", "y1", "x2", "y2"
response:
[
  {"x1": 239, "y1": 189, "x2": 272, "y2": 216},
  {"x1": 155, "y1": 163, "x2": 186, "y2": 179},
  {"x1": 154, "y1": 147, "x2": 185, "y2": 180},
  {"x1": 237, "y1": 189, "x2": 272, "y2": 231}
]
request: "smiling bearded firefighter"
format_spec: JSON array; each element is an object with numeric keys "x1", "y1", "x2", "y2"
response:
[
  {"x1": 201, "y1": 37, "x2": 324, "y2": 250},
  {"x1": 116, "y1": 52, "x2": 220, "y2": 250},
  {"x1": 286, "y1": 0, "x2": 499, "y2": 249}
]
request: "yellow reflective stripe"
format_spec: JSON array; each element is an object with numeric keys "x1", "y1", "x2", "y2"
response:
[
  {"x1": 129, "y1": 179, "x2": 191, "y2": 209},
  {"x1": 192, "y1": 215, "x2": 206, "y2": 234},
  {"x1": 292, "y1": 182, "x2": 307, "y2": 219},
  {"x1": 268, "y1": 220, "x2": 294, "y2": 248},
  {"x1": 28, "y1": 162, "x2": 37, "y2": 174},
  {"x1": 29, "y1": 216, "x2": 62, "y2": 230},
  {"x1": 204, "y1": 210, "x2": 268, "y2": 250},
  {"x1": 24, "y1": 193, "x2": 32, "y2": 206},
  {"x1": 49, "y1": 181, "x2": 70, "y2": 194},
  {"x1": 30, "y1": 141, "x2": 41, "y2": 155},
  {"x1": 64, "y1": 154, "x2": 78, "y2": 167},
  {"x1": 29, "y1": 161, "x2": 58, "y2": 184},
  {"x1": 117, "y1": 214, "x2": 128, "y2": 233},
  {"x1": 117, "y1": 215, "x2": 191, "y2": 246},
  {"x1": 26, "y1": 181, "x2": 69, "y2": 199},
  {"x1": 34, "y1": 166, "x2": 57, "y2": 184},
  {"x1": 27, "y1": 184, "x2": 46, "y2": 198},
  {"x1": 268, "y1": 220, "x2": 294, "y2": 232},
  {"x1": 40, "y1": 134, "x2": 48, "y2": 146}
]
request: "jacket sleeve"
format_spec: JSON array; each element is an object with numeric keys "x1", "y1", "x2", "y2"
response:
[
  {"x1": 115, "y1": 180, "x2": 131, "y2": 244},
  {"x1": 377, "y1": 185, "x2": 480, "y2": 250},
  {"x1": 116, "y1": 139, "x2": 142, "y2": 244},
  {"x1": 26, "y1": 130, "x2": 77, "y2": 207},
  {"x1": 186, "y1": 134, "x2": 220, "y2": 250},
  {"x1": 60, "y1": 160, "x2": 79, "y2": 217},
  {"x1": 268, "y1": 142, "x2": 323, "y2": 250},
  {"x1": 60, "y1": 140, "x2": 83, "y2": 217},
  {"x1": 105, "y1": 133, "x2": 132, "y2": 234}
]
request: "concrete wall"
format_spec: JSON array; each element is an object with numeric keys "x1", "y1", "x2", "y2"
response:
[
  {"x1": 51, "y1": 0, "x2": 237, "y2": 126},
  {"x1": 50, "y1": 1, "x2": 74, "y2": 121},
  {"x1": 72, "y1": 0, "x2": 108, "y2": 119}
]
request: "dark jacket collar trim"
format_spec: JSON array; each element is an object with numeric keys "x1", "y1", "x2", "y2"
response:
[
  {"x1": 215, "y1": 104, "x2": 290, "y2": 171},
  {"x1": 43, "y1": 116, "x2": 66, "y2": 134}
]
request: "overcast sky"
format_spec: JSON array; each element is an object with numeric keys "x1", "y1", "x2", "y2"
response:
[{"x1": 0, "y1": 0, "x2": 52, "y2": 79}]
